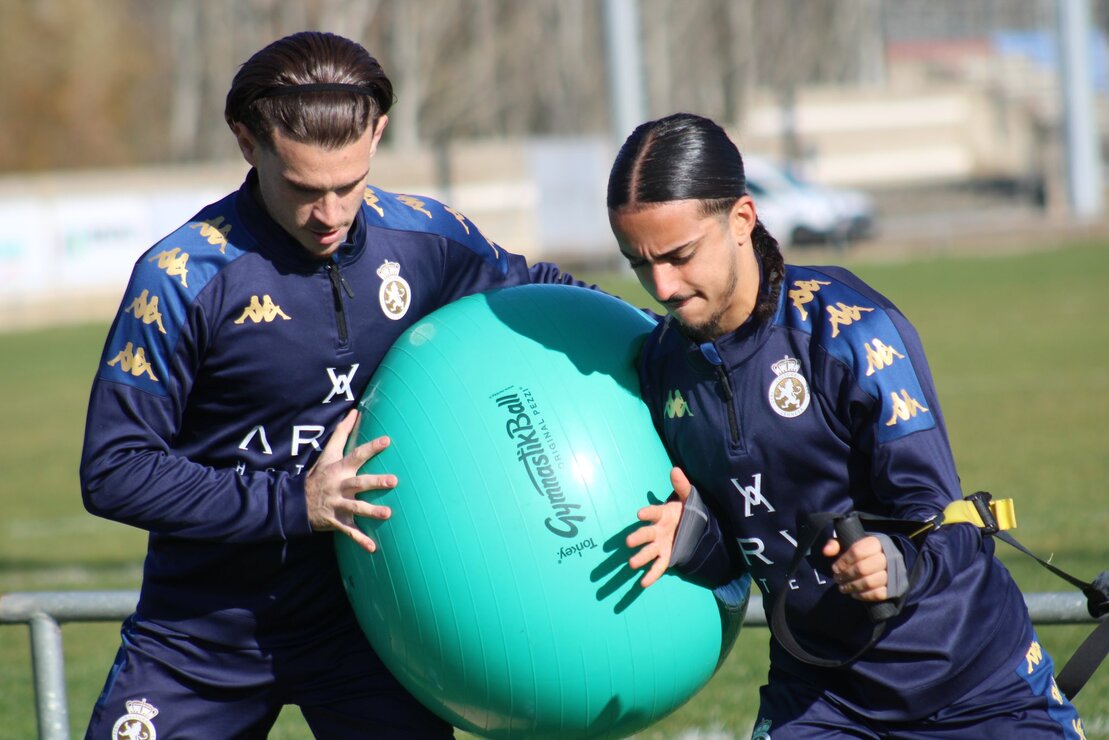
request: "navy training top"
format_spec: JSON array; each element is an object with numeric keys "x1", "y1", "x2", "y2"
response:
[
  {"x1": 80, "y1": 171, "x2": 584, "y2": 649},
  {"x1": 637, "y1": 260, "x2": 1032, "y2": 721}
]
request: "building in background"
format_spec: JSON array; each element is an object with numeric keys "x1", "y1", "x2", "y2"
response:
[{"x1": 1, "y1": 0, "x2": 1106, "y2": 328}]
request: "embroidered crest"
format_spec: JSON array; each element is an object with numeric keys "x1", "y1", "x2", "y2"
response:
[
  {"x1": 376, "y1": 260, "x2": 411, "y2": 320},
  {"x1": 768, "y1": 356, "x2": 810, "y2": 418},
  {"x1": 111, "y1": 697, "x2": 159, "y2": 740},
  {"x1": 752, "y1": 717, "x2": 773, "y2": 739}
]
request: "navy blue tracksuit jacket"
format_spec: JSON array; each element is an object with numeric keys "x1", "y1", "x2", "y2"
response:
[
  {"x1": 637, "y1": 261, "x2": 1035, "y2": 722},
  {"x1": 80, "y1": 171, "x2": 582, "y2": 651}
]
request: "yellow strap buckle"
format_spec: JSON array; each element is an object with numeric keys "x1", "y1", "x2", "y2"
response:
[
  {"x1": 909, "y1": 492, "x2": 1016, "y2": 538},
  {"x1": 942, "y1": 492, "x2": 1016, "y2": 533}
]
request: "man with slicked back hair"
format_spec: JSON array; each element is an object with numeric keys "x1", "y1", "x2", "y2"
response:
[
  {"x1": 81, "y1": 31, "x2": 586, "y2": 738},
  {"x1": 614, "y1": 113, "x2": 1085, "y2": 739}
]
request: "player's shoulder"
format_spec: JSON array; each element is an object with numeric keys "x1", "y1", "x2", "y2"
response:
[
  {"x1": 637, "y1": 316, "x2": 695, "y2": 387},
  {"x1": 780, "y1": 265, "x2": 934, "y2": 440},
  {"x1": 359, "y1": 185, "x2": 500, "y2": 255},
  {"x1": 102, "y1": 195, "x2": 256, "y2": 395},
  {"x1": 641, "y1": 315, "x2": 687, "y2": 357},
  {"x1": 132, "y1": 193, "x2": 253, "y2": 302},
  {"x1": 778, "y1": 264, "x2": 898, "y2": 337}
]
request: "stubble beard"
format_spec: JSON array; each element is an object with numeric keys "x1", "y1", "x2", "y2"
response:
[{"x1": 675, "y1": 257, "x2": 741, "y2": 345}]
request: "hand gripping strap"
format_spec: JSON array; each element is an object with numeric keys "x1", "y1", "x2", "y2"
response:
[
  {"x1": 769, "y1": 511, "x2": 909, "y2": 668},
  {"x1": 771, "y1": 492, "x2": 1107, "y2": 696}
]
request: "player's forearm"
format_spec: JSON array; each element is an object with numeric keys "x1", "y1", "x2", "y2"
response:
[
  {"x1": 81, "y1": 444, "x2": 311, "y2": 541},
  {"x1": 81, "y1": 387, "x2": 312, "y2": 542}
]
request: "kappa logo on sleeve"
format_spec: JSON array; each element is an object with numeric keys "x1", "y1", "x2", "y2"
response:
[
  {"x1": 826, "y1": 302, "x2": 874, "y2": 337},
  {"x1": 124, "y1": 290, "x2": 167, "y2": 334},
  {"x1": 363, "y1": 187, "x2": 385, "y2": 217},
  {"x1": 863, "y1": 337, "x2": 905, "y2": 376},
  {"x1": 787, "y1": 278, "x2": 831, "y2": 322},
  {"x1": 107, "y1": 342, "x2": 158, "y2": 382},
  {"x1": 439, "y1": 205, "x2": 502, "y2": 258},
  {"x1": 443, "y1": 205, "x2": 471, "y2": 234},
  {"x1": 147, "y1": 248, "x2": 190, "y2": 288},
  {"x1": 397, "y1": 194, "x2": 433, "y2": 218},
  {"x1": 885, "y1": 389, "x2": 929, "y2": 427},
  {"x1": 189, "y1": 216, "x2": 232, "y2": 253}
]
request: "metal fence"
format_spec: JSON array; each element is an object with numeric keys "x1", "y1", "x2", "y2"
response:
[{"x1": 0, "y1": 590, "x2": 1097, "y2": 740}]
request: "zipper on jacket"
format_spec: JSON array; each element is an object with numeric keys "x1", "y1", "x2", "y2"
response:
[
  {"x1": 324, "y1": 261, "x2": 354, "y2": 345},
  {"x1": 700, "y1": 342, "x2": 740, "y2": 446},
  {"x1": 713, "y1": 364, "x2": 741, "y2": 444}
]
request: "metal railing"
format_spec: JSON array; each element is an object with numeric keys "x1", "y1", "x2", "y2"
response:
[{"x1": 0, "y1": 590, "x2": 1098, "y2": 740}]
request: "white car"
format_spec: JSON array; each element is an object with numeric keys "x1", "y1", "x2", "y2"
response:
[{"x1": 743, "y1": 154, "x2": 875, "y2": 248}]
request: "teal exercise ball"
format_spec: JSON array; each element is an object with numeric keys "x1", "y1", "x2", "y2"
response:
[{"x1": 336, "y1": 284, "x2": 750, "y2": 739}]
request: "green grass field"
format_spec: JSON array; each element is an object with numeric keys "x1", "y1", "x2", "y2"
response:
[{"x1": 1, "y1": 241, "x2": 1107, "y2": 738}]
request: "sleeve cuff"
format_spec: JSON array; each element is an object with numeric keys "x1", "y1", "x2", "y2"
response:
[
  {"x1": 670, "y1": 485, "x2": 709, "y2": 569},
  {"x1": 280, "y1": 473, "x2": 314, "y2": 538},
  {"x1": 873, "y1": 532, "x2": 909, "y2": 599}
]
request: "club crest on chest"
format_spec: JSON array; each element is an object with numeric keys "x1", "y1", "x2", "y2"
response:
[
  {"x1": 377, "y1": 259, "x2": 411, "y2": 320},
  {"x1": 768, "y1": 356, "x2": 810, "y2": 419}
]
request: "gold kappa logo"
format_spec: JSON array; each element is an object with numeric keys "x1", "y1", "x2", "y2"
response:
[
  {"x1": 885, "y1": 389, "x2": 928, "y2": 427},
  {"x1": 768, "y1": 356, "x2": 810, "y2": 418},
  {"x1": 234, "y1": 295, "x2": 290, "y2": 324},
  {"x1": 111, "y1": 697, "x2": 159, "y2": 740},
  {"x1": 443, "y1": 205, "x2": 471, "y2": 234},
  {"x1": 124, "y1": 289, "x2": 166, "y2": 334},
  {"x1": 147, "y1": 248, "x2": 189, "y2": 287},
  {"x1": 863, "y1": 337, "x2": 905, "y2": 376},
  {"x1": 1050, "y1": 677, "x2": 1065, "y2": 705},
  {"x1": 827, "y1": 302, "x2": 874, "y2": 338},
  {"x1": 397, "y1": 195, "x2": 432, "y2": 218},
  {"x1": 1025, "y1": 640, "x2": 1043, "y2": 675},
  {"x1": 363, "y1": 188, "x2": 384, "y2": 217},
  {"x1": 107, "y1": 342, "x2": 158, "y2": 381},
  {"x1": 190, "y1": 216, "x2": 232, "y2": 253},
  {"x1": 788, "y1": 279, "x2": 831, "y2": 321},
  {"x1": 377, "y1": 260, "x2": 411, "y2": 320}
]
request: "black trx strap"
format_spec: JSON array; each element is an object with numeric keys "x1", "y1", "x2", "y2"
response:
[
  {"x1": 770, "y1": 510, "x2": 919, "y2": 668},
  {"x1": 960, "y1": 492, "x2": 1109, "y2": 699},
  {"x1": 768, "y1": 492, "x2": 1109, "y2": 698}
]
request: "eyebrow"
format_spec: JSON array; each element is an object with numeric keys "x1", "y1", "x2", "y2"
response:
[
  {"x1": 285, "y1": 169, "x2": 369, "y2": 194},
  {"x1": 620, "y1": 238, "x2": 698, "y2": 264}
]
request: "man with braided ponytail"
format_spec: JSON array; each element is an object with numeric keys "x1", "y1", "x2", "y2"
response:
[
  {"x1": 80, "y1": 31, "x2": 586, "y2": 738},
  {"x1": 615, "y1": 113, "x2": 1084, "y2": 738}
]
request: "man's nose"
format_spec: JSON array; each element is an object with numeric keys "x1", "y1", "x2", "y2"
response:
[
  {"x1": 314, "y1": 192, "x2": 342, "y2": 226},
  {"x1": 651, "y1": 263, "x2": 680, "y2": 301}
]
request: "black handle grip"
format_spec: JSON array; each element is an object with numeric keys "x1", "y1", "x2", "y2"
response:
[{"x1": 835, "y1": 513, "x2": 899, "y2": 623}]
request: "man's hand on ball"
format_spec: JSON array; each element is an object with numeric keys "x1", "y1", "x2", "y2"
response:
[
  {"x1": 305, "y1": 409, "x2": 395, "y2": 554},
  {"x1": 626, "y1": 467, "x2": 692, "y2": 588}
]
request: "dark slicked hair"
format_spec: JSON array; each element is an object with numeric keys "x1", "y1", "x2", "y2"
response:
[
  {"x1": 607, "y1": 113, "x2": 785, "y2": 322},
  {"x1": 224, "y1": 31, "x2": 394, "y2": 150}
]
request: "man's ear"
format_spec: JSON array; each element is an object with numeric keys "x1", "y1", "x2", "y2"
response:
[
  {"x1": 230, "y1": 122, "x2": 260, "y2": 166},
  {"x1": 730, "y1": 195, "x2": 758, "y2": 243},
  {"x1": 369, "y1": 114, "x2": 389, "y2": 158}
]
